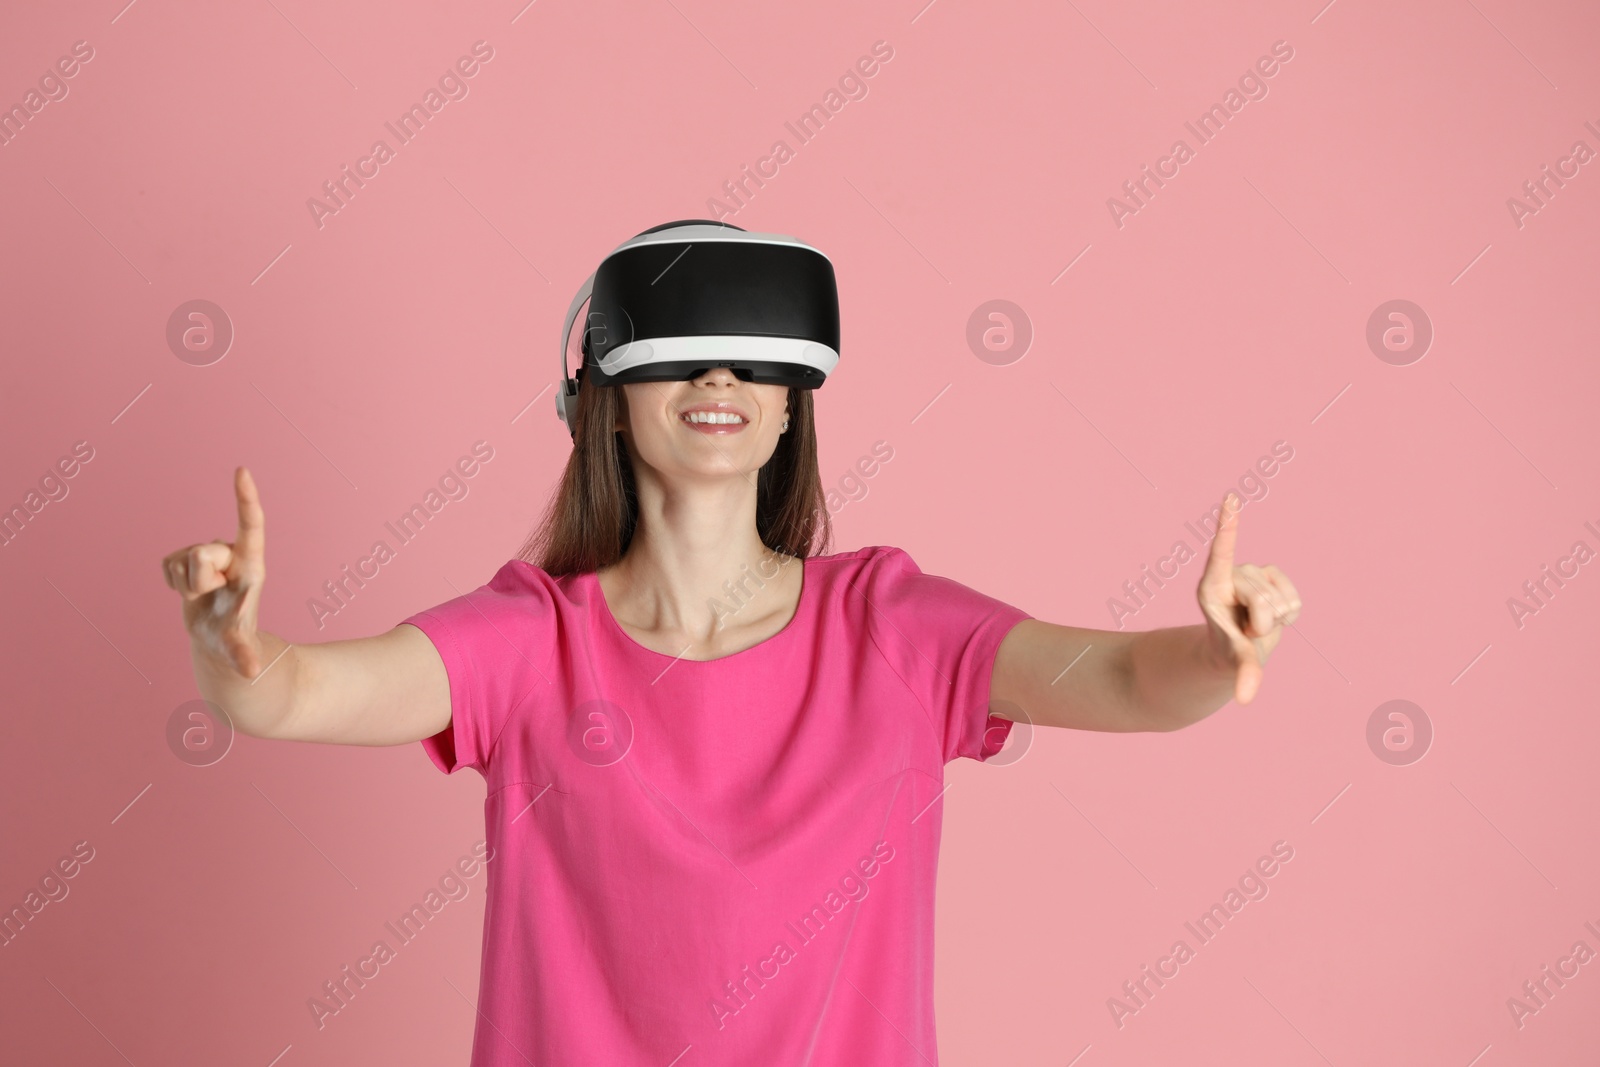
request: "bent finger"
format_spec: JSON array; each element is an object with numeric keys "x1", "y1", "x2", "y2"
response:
[
  {"x1": 189, "y1": 542, "x2": 235, "y2": 596},
  {"x1": 1261, "y1": 565, "x2": 1303, "y2": 623}
]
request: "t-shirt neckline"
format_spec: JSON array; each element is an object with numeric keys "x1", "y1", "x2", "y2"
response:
[{"x1": 588, "y1": 554, "x2": 813, "y2": 666}]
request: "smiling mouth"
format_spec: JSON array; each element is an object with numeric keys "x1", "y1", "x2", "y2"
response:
[{"x1": 680, "y1": 411, "x2": 748, "y2": 426}]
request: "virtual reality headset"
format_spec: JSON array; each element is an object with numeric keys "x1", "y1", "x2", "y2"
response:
[{"x1": 555, "y1": 220, "x2": 840, "y2": 437}]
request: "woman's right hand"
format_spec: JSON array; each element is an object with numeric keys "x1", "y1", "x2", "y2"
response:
[{"x1": 162, "y1": 466, "x2": 268, "y2": 679}]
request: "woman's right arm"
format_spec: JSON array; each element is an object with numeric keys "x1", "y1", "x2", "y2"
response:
[{"x1": 163, "y1": 466, "x2": 452, "y2": 747}]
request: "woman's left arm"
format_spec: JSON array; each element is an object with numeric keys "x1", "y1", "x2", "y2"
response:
[{"x1": 989, "y1": 492, "x2": 1303, "y2": 733}]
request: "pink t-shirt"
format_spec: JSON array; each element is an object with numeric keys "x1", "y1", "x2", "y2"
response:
[{"x1": 401, "y1": 543, "x2": 1032, "y2": 1066}]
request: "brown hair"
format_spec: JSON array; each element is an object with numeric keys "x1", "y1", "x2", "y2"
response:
[{"x1": 515, "y1": 379, "x2": 833, "y2": 577}]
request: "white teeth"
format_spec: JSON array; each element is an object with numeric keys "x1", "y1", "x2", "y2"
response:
[{"x1": 683, "y1": 411, "x2": 746, "y2": 425}]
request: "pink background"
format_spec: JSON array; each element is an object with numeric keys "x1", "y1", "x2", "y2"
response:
[{"x1": 3, "y1": 0, "x2": 1598, "y2": 1064}]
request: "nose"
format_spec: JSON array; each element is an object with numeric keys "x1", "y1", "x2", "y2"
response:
[{"x1": 691, "y1": 366, "x2": 743, "y2": 386}]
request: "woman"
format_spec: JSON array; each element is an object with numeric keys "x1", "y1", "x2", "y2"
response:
[{"x1": 163, "y1": 356, "x2": 1300, "y2": 1065}]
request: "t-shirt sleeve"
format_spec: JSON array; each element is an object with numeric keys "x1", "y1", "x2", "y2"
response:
[
  {"x1": 398, "y1": 562, "x2": 554, "y2": 777},
  {"x1": 859, "y1": 546, "x2": 1034, "y2": 764}
]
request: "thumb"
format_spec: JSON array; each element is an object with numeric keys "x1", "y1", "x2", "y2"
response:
[{"x1": 1234, "y1": 644, "x2": 1264, "y2": 705}]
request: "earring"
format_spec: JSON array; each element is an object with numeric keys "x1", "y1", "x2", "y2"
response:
[{"x1": 781, "y1": 414, "x2": 790, "y2": 432}]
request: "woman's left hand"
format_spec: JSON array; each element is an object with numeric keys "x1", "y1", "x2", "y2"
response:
[{"x1": 1196, "y1": 491, "x2": 1303, "y2": 705}]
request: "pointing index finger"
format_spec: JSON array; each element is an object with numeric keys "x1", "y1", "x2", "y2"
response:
[
  {"x1": 233, "y1": 466, "x2": 265, "y2": 566},
  {"x1": 1201, "y1": 491, "x2": 1241, "y2": 589}
]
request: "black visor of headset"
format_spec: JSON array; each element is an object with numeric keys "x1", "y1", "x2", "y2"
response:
[{"x1": 555, "y1": 220, "x2": 841, "y2": 437}]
